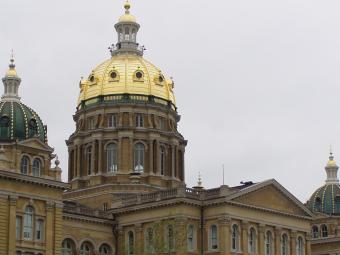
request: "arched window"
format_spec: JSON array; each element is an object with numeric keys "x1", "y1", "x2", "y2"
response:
[
  {"x1": 107, "y1": 114, "x2": 117, "y2": 128},
  {"x1": 210, "y1": 225, "x2": 218, "y2": 250},
  {"x1": 187, "y1": 225, "x2": 195, "y2": 251},
  {"x1": 23, "y1": 206, "x2": 34, "y2": 240},
  {"x1": 32, "y1": 158, "x2": 41, "y2": 177},
  {"x1": 99, "y1": 244, "x2": 111, "y2": 255},
  {"x1": 265, "y1": 231, "x2": 272, "y2": 255},
  {"x1": 145, "y1": 228, "x2": 154, "y2": 253},
  {"x1": 107, "y1": 143, "x2": 118, "y2": 172},
  {"x1": 128, "y1": 231, "x2": 134, "y2": 255},
  {"x1": 134, "y1": 143, "x2": 145, "y2": 172},
  {"x1": 321, "y1": 225, "x2": 328, "y2": 237},
  {"x1": 80, "y1": 242, "x2": 93, "y2": 255},
  {"x1": 248, "y1": 227, "x2": 256, "y2": 253},
  {"x1": 231, "y1": 224, "x2": 239, "y2": 251},
  {"x1": 86, "y1": 146, "x2": 92, "y2": 175},
  {"x1": 61, "y1": 239, "x2": 76, "y2": 255},
  {"x1": 28, "y1": 119, "x2": 38, "y2": 138},
  {"x1": 160, "y1": 146, "x2": 165, "y2": 175},
  {"x1": 165, "y1": 225, "x2": 174, "y2": 252},
  {"x1": 296, "y1": 236, "x2": 303, "y2": 255},
  {"x1": 21, "y1": 156, "x2": 29, "y2": 175},
  {"x1": 125, "y1": 27, "x2": 130, "y2": 40},
  {"x1": 315, "y1": 197, "x2": 321, "y2": 212},
  {"x1": 281, "y1": 234, "x2": 288, "y2": 255},
  {"x1": 0, "y1": 116, "x2": 10, "y2": 138},
  {"x1": 312, "y1": 226, "x2": 319, "y2": 238}
]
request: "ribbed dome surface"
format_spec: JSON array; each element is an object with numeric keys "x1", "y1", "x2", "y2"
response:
[
  {"x1": 0, "y1": 101, "x2": 46, "y2": 143},
  {"x1": 77, "y1": 55, "x2": 176, "y2": 106},
  {"x1": 308, "y1": 183, "x2": 340, "y2": 215}
]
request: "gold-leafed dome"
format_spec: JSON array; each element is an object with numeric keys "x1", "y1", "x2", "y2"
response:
[{"x1": 78, "y1": 54, "x2": 176, "y2": 106}]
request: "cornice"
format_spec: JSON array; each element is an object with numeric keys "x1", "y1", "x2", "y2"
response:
[{"x1": 0, "y1": 169, "x2": 69, "y2": 190}]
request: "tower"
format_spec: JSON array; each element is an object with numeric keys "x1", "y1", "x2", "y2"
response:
[{"x1": 65, "y1": 2, "x2": 187, "y2": 207}]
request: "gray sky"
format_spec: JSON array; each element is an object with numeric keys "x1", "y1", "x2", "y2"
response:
[{"x1": 1, "y1": 0, "x2": 339, "y2": 203}]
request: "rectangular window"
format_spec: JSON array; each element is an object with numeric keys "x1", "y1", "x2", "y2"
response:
[
  {"x1": 88, "y1": 118, "x2": 96, "y2": 130},
  {"x1": 108, "y1": 114, "x2": 117, "y2": 128},
  {"x1": 36, "y1": 219, "x2": 44, "y2": 241},
  {"x1": 103, "y1": 203, "x2": 108, "y2": 211},
  {"x1": 135, "y1": 114, "x2": 143, "y2": 128},
  {"x1": 16, "y1": 216, "x2": 21, "y2": 240}
]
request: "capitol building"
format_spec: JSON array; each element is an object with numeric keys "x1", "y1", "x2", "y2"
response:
[{"x1": 0, "y1": 2, "x2": 340, "y2": 255}]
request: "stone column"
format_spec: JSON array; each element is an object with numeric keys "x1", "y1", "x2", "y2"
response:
[
  {"x1": 306, "y1": 234, "x2": 312, "y2": 255},
  {"x1": 68, "y1": 150, "x2": 72, "y2": 180},
  {"x1": 155, "y1": 140, "x2": 160, "y2": 175},
  {"x1": 218, "y1": 215, "x2": 231, "y2": 254},
  {"x1": 241, "y1": 221, "x2": 249, "y2": 255},
  {"x1": 77, "y1": 145, "x2": 81, "y2": 177},
  {"x1": 98, "y1": 140, "x2": 103, "y2": 174},
  {"x1": 258, "y1": 224, "x2": 265, "y2": 255},
  {"x1": 117, "y1": 228, "x2": 124, "y2": 255},
  {"x1": 54, "y1": 202, "x2": 64, "y2": 255},
  {"x1": 275, "y1": 227, "x2": 282, "y2": 255},
  {"x1": 171, "y1": 145, "x2": 175, "y2": 178},
  {"x1": 91, "y1": 140, "x2": 96, "y2": 175},
  {"x1": 149, "y1": 140, "x2": 154, "y2": 175},
  {"x1": 135, "y1": 224, "x2": 143, "y2": 255},
  {"x1": 8, "y1": 196, "x2": 17, "y2": 255},
  {"x1": 129, "y1": 138, "x2": 134, "y2": 172},
  {"x1": 45, "y1": 201, "x2": 55, "y2": 254},
  {"x1": 290, "y1": 231, "x2": 297, "y2": 255},
  {"x1": 175, "y1": 146, "x2": 179, "y2": 178},
  {"x1": 118, "y1": 139, "x2": 122, "y2": 172}
]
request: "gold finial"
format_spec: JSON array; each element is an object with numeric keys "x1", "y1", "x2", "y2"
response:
[
  {"x1": 327, "y1": 147, "x2": 337, "y2": 167},
  {"x1": 124, "y1": 1, "x2": 131, "y2": 13}
]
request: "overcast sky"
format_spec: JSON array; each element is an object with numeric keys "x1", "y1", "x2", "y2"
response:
[{"x1": 1, "y1": 0, "x2": 340, "y2": 202}]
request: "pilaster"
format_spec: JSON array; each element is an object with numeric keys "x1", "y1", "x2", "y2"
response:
[
  {"x1": 135, "y1": 224, "x2": 143, "y2": 255},
  {"x1": 241, "y1": 221, "x2": 249, "y2": 254},
  {"x1": 290, "y1": 231, "x2": 297, "y2": 255},
  {"x1": 258, "y1": 224, "x2": 266, "y2": 255},
  {"x1": 8, "y1": 196, "x2": 17, "y2": 255},
  {"x1": 218, "y1": 215, "x2": 231, "y2": 255},
  {"x1": 45, "y1": 201, "x2": 55, "y2": 254},
  {"x1": 275, "y1": 227, "x2": 282, "y2": 255},
  {"x1": 98, "y1": 139, "x2": 103, "y2": 174}
]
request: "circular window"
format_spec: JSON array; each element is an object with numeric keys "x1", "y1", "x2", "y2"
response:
[
  {"x1": 110, "y1": 71, "x2": 117, "y2": 79},
  {"x1": 136, "y1": 71, "x2": 143, "y2": 79},
  {"x1": 159, "y1": 76, "x2": 164, "y2": 83},
  {"x1": 89, "y1": 75, "x2": 95, "y2": 82}
]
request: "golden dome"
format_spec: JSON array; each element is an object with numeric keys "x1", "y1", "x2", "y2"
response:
[
  {"x1": 78, "y1": 54, "x2": 176, "y2": 106},
  {"x1": 327, "y1": 160, "x2": 337, "y2": 167},
  {"x1": 5, "y1": 58, "x2": 19, "y2": 78}
]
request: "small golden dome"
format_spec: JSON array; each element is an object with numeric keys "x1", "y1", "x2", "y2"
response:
[
  {"x1": 119, "y1": 14, "x2": 136, "y2": 23},
  {"x1": 327, "y1": 160, "x2": 337, "y2": 167},
  {"x1": 118, "y1": 1, "x2": 136, "y2": 23},
  {"x1": 78, "y1": 54, "x2": 176, "y2": 106},
  {"x1": 5, "y1": 58, "x2": 19, "y2": 78}
]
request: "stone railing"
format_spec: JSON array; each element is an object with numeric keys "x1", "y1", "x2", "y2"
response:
[
  {"x1": 63, "y1": 202, "x2": 111, "y2": 219},
  {"x1": 114, "y1": 185, "x2": 234, "y2": 208}
]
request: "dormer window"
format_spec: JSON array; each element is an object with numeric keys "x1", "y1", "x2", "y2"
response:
[
  {"x1": 0, "y1": 116, "x2": 10, "y2": 138},
  {"x1": 134, "y1": 69, "x2": 144, "y2": 82},
  {"x1": 28, "y1": 119, "x2": 38, "y2": 138}
]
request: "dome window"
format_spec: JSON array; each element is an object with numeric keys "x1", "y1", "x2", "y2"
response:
[
  {"x1": 159, "y1": 75, "x2": 164, "y2": 83},
  {"x1": 133, "y1": 69, "x2": 144, "y2": 82},
  {"x1": 136, "y1": 71, "x2": 143, "y2": 79},
  {"x1": 109, "y1": 70, "x2": 119, "y2": 82},
  {"x1": 28, "y1": 119, "x2": 38, "y2": 138},
  {"x1": 0, "y1": 116, "x2": 10, "y2": 138}
]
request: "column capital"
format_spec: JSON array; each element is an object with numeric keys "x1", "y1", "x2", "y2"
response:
[
  {"x1": 275, "y1": 227, "x2": 282, "y2": 236},
  {"x1": 45, "y1": 200, "x2": 55, "y2": 211},
  {"x1": 290, "y1": 230, "x2": 297, "y2": 238},
  {"x1": 241, "y1": 220, "x2": 249, "y2": 229},
  {"x1": 218, "y1": 215, "x2": 231, "y2": 226},
  {"x1": 258, "y1": 224, "x2": 266, "y2": 233},
  {"x1": 135, "y1": 223, "x2": 143, "y2": 233},
  {"x1": 9, "y1": 195, "x2": 18, "y2": 206}
]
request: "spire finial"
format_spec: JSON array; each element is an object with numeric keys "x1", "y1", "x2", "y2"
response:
[
  {"x1": 330, "y1": 145, "x2": 334, "y2": 161},
  {"x1": 197, "y1": 172, "x2": 202, "y2": 187},
  {"x1": 9, "y1": 50, "x2": 15, "y2": 69},
  {"x1": 124, "y1": 0, "x2": 131, "y2": 14}
]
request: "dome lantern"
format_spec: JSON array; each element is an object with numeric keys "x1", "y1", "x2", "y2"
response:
[
  {"x1": 110, "y1": 1, "x2": 144, "y2": 56},
  {"x1": 2, "y1": 53, "x2": 21, "y2": 102},
  {"x1": 325, "y1": 151, "x2": 339, "y2": 184}
]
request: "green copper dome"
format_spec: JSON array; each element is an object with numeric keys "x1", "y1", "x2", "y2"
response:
[
  {"x1": 307, "y1": 153, "x2": 340, "y2": 215},
  {"x1": 0, "y1": 57, "x2": 47, "y2": 143},
  {"x1": 0, "y1": 101, "x2": 46, "y2": 143},
  {"x1": 308, "y1": 184, "x2": 340, "y2": 215}
]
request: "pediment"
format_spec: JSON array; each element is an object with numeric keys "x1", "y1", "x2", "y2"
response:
[
  {"x1": 230, "y1": 180, "x2": 312, "y2": 217},
  {"x1": 18, "y1": 138, "x2": 53, "y2": 152}
]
